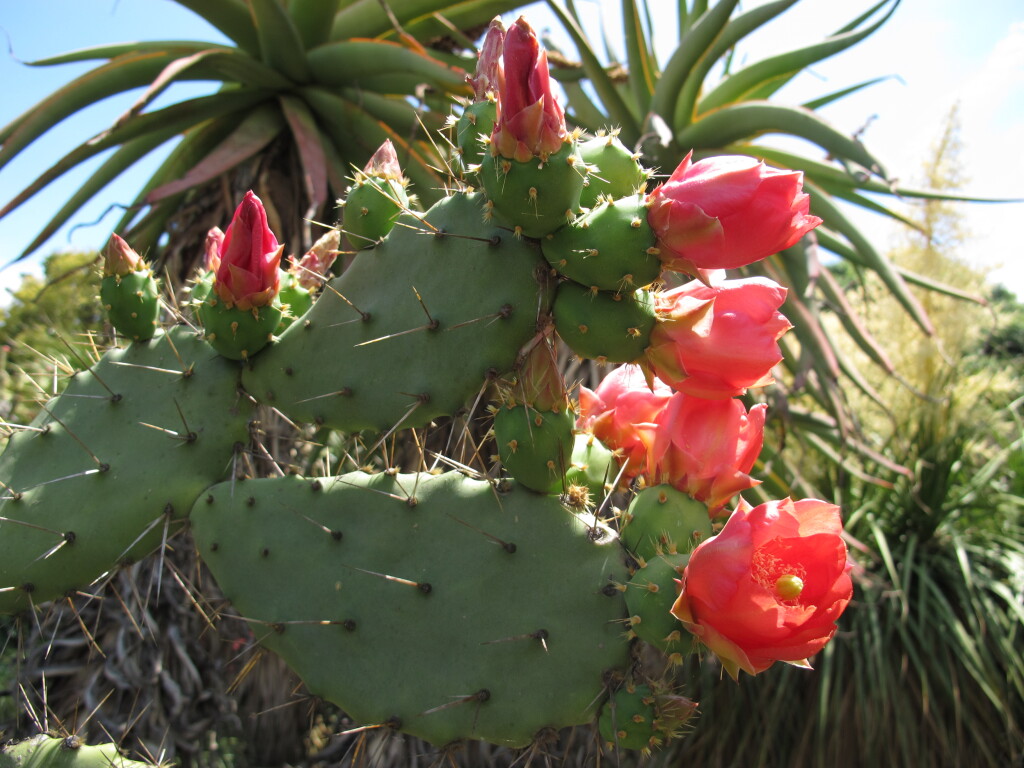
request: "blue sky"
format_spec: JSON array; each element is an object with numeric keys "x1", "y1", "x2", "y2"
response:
[{"x1": 1, "y1": 0, "x2": 1022, "y2": 297}]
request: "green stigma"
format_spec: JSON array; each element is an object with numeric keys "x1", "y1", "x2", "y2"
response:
[{"x1": 775, "y1": 574, "x2": 804, "y2": 600}]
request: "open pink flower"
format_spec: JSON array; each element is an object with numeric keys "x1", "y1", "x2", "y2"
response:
[
  {"x1": 671, "y1": 497, "x2": 853, "y2": 678},
  {"x1": 647, "y1": 395, "x2": 766, "y2": 512},
  {"x1": 647, "y1": 152, "x2": 822, "y2": 275},
  {"x1": 490, "y1": 17, "x2": 568, "y2": 162},
  {"x1": 578, "y1": 364, "x2": 672, "y2": 482},
  {"x1": 643, "y1": 277, "x2": 792, "y2": 399},
  {"x1": 214, "y1": 190, "x2": 282, "y2": 310}
]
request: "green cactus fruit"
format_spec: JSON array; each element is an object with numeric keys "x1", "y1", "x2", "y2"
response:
[
  {"x1": 542, "y1": 194, "x2": 661, "y2": 291},
  {"x1": 188, "y1": 270, "x2": 214, "y2": 307},
  {"x1": 566, "y1": 432, "x2": 617, "y2": 502},
  {"x1": 493, "y1": 404, "x2": 575, "y2": 494},
  {"x1": 0, "y1": 734, "x2": 158, "y2": 767},
  {"x1": 624, "y1": 552, "x2": 690, "y2": 658},
  {"x1": 100, "y1": 270, "x2": 160, "y2": 342},
  {"x1": 553, "y1": 283, "x2": 655, "y2": 363},
  {"x1": 196, "y1": 296, "x2": 282, "y2": 361},
  {"x1": 619, "y1": 485, "x2": 712, "y2": 561},
  {"x1": 242, "y1": 192, "x2": 551, "y2": 432},
  {"x1": 456, "y1": 100, "x2": 497, "y2": 169},
  {"x1": 480, "y1": 141, "x2": 587, "y2": 239},
  {"x1": 577, "y1": 132, "x2": 648, "y2": 209},
  {"x1": 190, "y1": 470, "x2": 631, "y2": 748},
  {"x1": 342, "y1": 176, "x2": 410, "y2": 248},
  {"x1": 276, "y1": 271, "x2": 312, "y2": 331},
  {"x1": 0, "y1": 326, "x2": 251, "y2": 615},
  {"x1": 598, "y1": 683, "x2": 697, "y2": 753}
]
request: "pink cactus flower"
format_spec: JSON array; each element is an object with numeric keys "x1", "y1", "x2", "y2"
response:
[
  {"x1": 578, "y1": 364, "x2": 673, "y2": 482},
  {"x1": 362, "y1": 139, "x2": 404, "y2": 180},
  {"x1": 204, "y1": 226, "x2": 224, "y2": 273},
  {"x1": 290, "y1": 228, "x2": 340, "y2": 290},
  {"x1": 490, "y1": 16, "x2": 568, "y2": 162},
  {"x1": 643, "y1": 277, "x2": 792, "y2": 399},
  {"x1": 470, "y1": 18, "x2": 505, "y2": 101},
  {"x1": 214, "y1": 190, "x2": 282, "y2": 310},
  {"x1": 647, "y1": 395, "x2": 766, "y2": 513},
  {"x1": 647, "y1": 152, "x2": 822, "y2": 275},
  {"x1": 671, "y1": 497, "x2": 853, "y2": 678},
  {"x1": 102, "y1": 234, "x2": 145, "y2": 277}
]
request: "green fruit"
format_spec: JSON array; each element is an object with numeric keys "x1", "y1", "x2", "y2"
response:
[
  {"x1": 553, "y1": 283, "x2": 655, "y2": 363},
  {"x1": 620, "y1": 485, "x2": 712, "y2": 560},
  {"x1": 578, "y1": 132, "x2": 648, "y2": 208},
  {"x1": 100, "y1": 271, "x2": 160, "y2": 341},
  {"x1": 494, "y1": 404, "x2": 575, "y2": 494}
]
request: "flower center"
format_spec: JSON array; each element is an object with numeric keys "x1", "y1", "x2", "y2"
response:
[{"x1": 775, "y1": 574, "x2": 804, "y2": 601}]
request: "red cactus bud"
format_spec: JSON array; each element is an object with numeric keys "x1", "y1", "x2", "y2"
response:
[
  {"x1": 362, "y1": 140, "x2": 404, "y2": 180},
  {"x1": 290, "y1": 228, "x2": 340, "y2": 290},
  {"x1": 102, "y1": 234, "x2": 145, "y2": 277},
  {"x1": 491, "y1": 17, "x2": 568, "y2": 162},
  {"x1": 214, "y1": 190, "x2": 282, "y2": 310}
]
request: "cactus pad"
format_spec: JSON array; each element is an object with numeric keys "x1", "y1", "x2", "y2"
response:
[
  {"x1": 190, "y1": 470, "x2": 631, "y2": 748},
  {"x1": 0, "y1": 326, "x2": 251, "y2": 614},
  {"x1": 242, "y1": 192, "x2": 551, "y2": 432}
]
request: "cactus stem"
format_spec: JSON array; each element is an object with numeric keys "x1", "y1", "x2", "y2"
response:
[{"x1": 445, "y1": 513, "x2": 517, "y2": 553}]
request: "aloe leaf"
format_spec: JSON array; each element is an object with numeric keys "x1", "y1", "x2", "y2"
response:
[
  {"x1": 172, "y1": 0, "x2": 261, "y2": 56},
  {"x1": 0, "y1": 53, "x2": 182, "y2": 171},
  {"x1": 814, "y1": 180, "x2": 922, "y2": 230},
  {"x1": 146, "y1": 103, "x2": 285, "y2": 203},
  {"x1": 0, "y1": 90, "x2": 269, "y2": 245},
  {"x1": 307, "y1": 40, "x2": 468, "y2": 93},
  {"x1": 672, "y1": 0, "x2": 800, "y2": 129},
  {"x1": 289, "y1": 0, "x2": 341, "y2": 49},
  {"x1": 15, "y1": 128, "x2": 182, "y2": 260},
  {"x1": 328, "y1": 0, "x2": 519, "y2": 42},
  {"x1": 698, "y1": 1, "x2": 898, "y2": 114},
  {"x1": 650, "y1": 0, "x2": 740, "y2": 131},
  {"x1": 113, "y1": 116, "x2": 241, "y2": 236},
  {"x1": 279, "y1": 95, "x2": 329, "y2": 210},
  {"x1": 621, "y1": 0, "x2": 657, "y2": 111},
  {"x1": 817, "y1": 264, "x2": 896, "y2": 374},
  {"x1": 250, "y1": 0, "x2": 312, "y2": 82},
  {"x1": 24, "y1": 41, "x2": 230, "y2": 66},
  {"x1": 802, "y1": 76, "x2": 891, "y2": 111},
  {"x1": 545, "y1": 0, "x2": 640, "y2": 142},
  {"x1": 676, "y1": 102, "x2": 887, "y2": 178},
  {"x1": 340, "y1": 88, "x2": 446, "y2": 134},
  {"x1": 807, "y1": 183, "x2": 934, "y2": 335}
]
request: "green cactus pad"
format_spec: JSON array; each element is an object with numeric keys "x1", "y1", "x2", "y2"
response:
[
  {"x1": 342, "y1": 176, "x2": 409, "y2": 248},
  {"x1": 0, "y1": 734, "x2": 157, "y2": 767},
  {"x1": 242, "y1": 192, "x2": 550, "y2": 432},
  {"x1": 197, "y1": 297, "x2": 282, "y2": 361},
  {"x1": 624, "y1": 552, "x2": 690, "y2": 657},
  {"x1": 566, "y1": 432, "x2": 617, "y2": 501},
  {"x1": 577, "y1": 133, "x2": 648, "y2": 209},
  {"x1": 480, "y1": 142, "x2": 586, "y2": 239},
  {"x1": 619, "y1": 485, "x2": 712, "y2": 560},
  {"x1": 191, "y1": 470, "x2": 631, "y2": 748},
  {"x1": 493, "y1": 404, "x2": 575, "y2": 494},
  {"x1": 456, "y1": 101, "x2": 497, "y2": 169},
  {"x1": 0, "y1": 326, "x2": 251, "y2": 614},
  {"x1": 100, "y1": 271, "x2": 160, "y2": 342},
  {"x1": 553, "y1": 283, "x2": 655, "y2": 363},
  {"x1": 542, "y1": 195, "x2": 661, "y2": 291}
]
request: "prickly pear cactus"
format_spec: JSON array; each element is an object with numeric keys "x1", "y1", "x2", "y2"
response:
[
  {"x1": 0, "y1": 13, "x2": 840, "y2": 764},
  {"x1": 0, "y1": 735, "x2": 158, "y2": 767}
]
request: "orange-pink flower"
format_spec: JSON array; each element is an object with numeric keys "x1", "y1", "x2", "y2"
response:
[
  {"x1": 102, "y1": 234, "x2": 144, "y2": 277},
  {"x1": 671, "y1": 497, "x2": 853, "y2": 678},
  {"x1": 647, "y1": 152, "x2": 822, "y2": 275},
  {"x1": 490, "y1": 17, "x2": 568, "y2": 162},
  {"x1": 643, "y1": 277, "x2": 792, "y2": 399},
  {"x1": 214, "y1": 190, "x2": 282, "y2": 310}
]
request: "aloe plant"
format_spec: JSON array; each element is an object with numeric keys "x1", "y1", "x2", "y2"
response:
[{"x1": 0, "y1": 0, "x2": 524, "y2": 268}]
